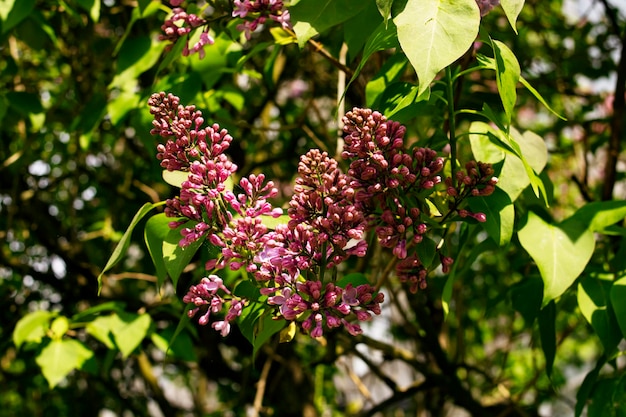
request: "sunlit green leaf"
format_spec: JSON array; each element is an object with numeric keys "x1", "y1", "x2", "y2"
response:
[
  {"x1": 394, "y1": 0, "x2": 480, "y2": 95},
  {"x1": 36, "y1": 339, "x2": 94, "y2": 388},
  {"x1": 491, "y1": 39, "x2": 520, "y2": 125},
  {"x1": 518, "y1": 212, "x2": 595, "y2": 306},
  {"x1": 366, "y1": 53, "x2": 408, "y2": 108},
  {"x1": 162, "y1": 222, "x2": 206, "y2": 287},
  {"x1": 13, "y1": 310, "x2": 56, "y2": 349},
  {"x1": 144, "y1": 213, "x2": 171, "y2": 290},
  {"x1": 109, "y1": 312, "x2": 153, "y2": 358},
  {"x1": 500, "y1": 0, "x2": 525, "y2": 33}
]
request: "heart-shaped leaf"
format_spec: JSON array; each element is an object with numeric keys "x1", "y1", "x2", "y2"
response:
[{"x1": 518, "y1": 212, "x2": 595, "y2": 306}]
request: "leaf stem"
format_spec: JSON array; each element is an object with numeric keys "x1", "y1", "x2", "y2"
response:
[{"x1": 446, "y1": 66, "x2": 458, "y2": 186}]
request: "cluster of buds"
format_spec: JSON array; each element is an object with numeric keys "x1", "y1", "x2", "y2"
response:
[
  {"x1": 149, "y1": 94, "x2": 497, "y2": 339},
  {"x1": 445, "y1": 161, "x2": 498, "y2": 222},
  {"x1": 342, "y1": 108, "x2": 453, "y2": 289}
]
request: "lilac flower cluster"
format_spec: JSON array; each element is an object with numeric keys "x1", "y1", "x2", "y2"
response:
[
  {"x1": 183, "y1": 275, "x2": 244, "y2": 336},
  {"x1": 341, "y1": 108, "x2": 446, "y2": 289},
  {"x1": 232, "y1": 0, "x2": 291, "y2": 39},
  {"x1": 149, "y1": 93, "x2": 496, "y2": 338},
  {"x1": 159, "y1": 2, "x2": 213, "y2": 59},
  {"x1": 149, "y1": 93, "x2": 381, "y2": 338}
]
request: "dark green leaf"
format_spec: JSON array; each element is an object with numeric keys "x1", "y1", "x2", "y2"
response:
[
  {"x1": 610, "y1": 276, "x2": 626, "y2": 340},
  {"x1": 376, "y1": 0, "x2": 394, "y2": 24},
  {"x1": 575, "y1": 355, "x2": 607, "y2": 417},
  {"x1": 578, "y1": 274, "x2": 622, "y2": 354},
  {"x1": 0, "y1": 0, "x2": 35, "y2": 33},
  {"x1": 538, "y1": 300, "x2": 556, "y2": 376},
  {"x1": 468, "y1": 188, "x2": 514, "y2": 246},
  {"x1": 509, "y1": 275, "x2": 543, "y2": 325},
  {"x1": 290, "y1": 0, "x2": 369, "y2": 47}
]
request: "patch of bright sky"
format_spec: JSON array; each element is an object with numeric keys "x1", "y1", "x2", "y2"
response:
[{"x1": 562, "y1": 0, "x2": 626, "y2": 93}]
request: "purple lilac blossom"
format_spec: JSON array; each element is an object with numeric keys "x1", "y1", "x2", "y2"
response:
[
  {"x1": 232, "y1": 0, "x2": 291, "y2": 39},
  {"x1": 159, "y1": 6, "x2": 214, "y2": 59}
]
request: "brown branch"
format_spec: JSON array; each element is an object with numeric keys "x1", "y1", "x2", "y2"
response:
[{"x1": 602, "y1": 27, "x2": 626, "y2": 200}]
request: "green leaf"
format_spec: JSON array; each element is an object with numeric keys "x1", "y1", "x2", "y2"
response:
[
  {"x1": 509, "y1": 275, "x2": 543, "y2": 325},
  {"x1": 107, "y1": 88, "x2": 141, "y2": 126},
  {"x1": 75, "y1": 0, "x2": 100, "y2": 22},
  {"x1": 567, "y1": 201, "x2": 626, "y2": 234},
  {"x1": 515, "y1": 128, "x2": 548, "y2": 174},
  {"x1": 386, "y1": 84, "x2": 430, "y2": 118},
  {"x1": 538, "y1": 301, "x2": 556, "y2": 376},
  {"x1": 71, "y1": 301, "x2": 126, "y2": 322},
  {"x1": 343, "y1": 0, "x2": 383, "y2": 59},
  {"x1": 610, "y1": 276, "x2": 626, "y2": 340},
  {"x1": 518, "y1": 212, "x2": 595, "y2": 306},
  {"x1": 500, "y1": 0, "x2": 525, "y2": 33},
  {"x1": 259, "y1": 213, "x2": 290, "y2": 230},
  {"x1": 394, "y1": 0, "x2": 480, "y2": 95},
  {"x1": 162, "y1": 222, "x2": 206, "y2": 287},
  {"x1": 587, "y1": 375, "x2": 626, "y2": 417},
  {"x1": 144, "y1": 213, "x2": 171, "y2": 289},
  {"x1": 376, "y1": 0, "x2": 393, "y2": 24},
  {"x1": 270, "y1": 27, "x2": 297, "y2": 45},
  {"x1": 491, "y1": 39, "x2": 520, "y2": 125},
  {"x1": 469, "y1": 122, "x2": 544, "y2": 202},
  {"x1": 111, "y1": 36, "x2": 166, "y2": 88},
  {"x1": 6, "y1": 91, "x2": 44, "y2": 115},
  {"x1": 0, "y1": 0, "x2": 34, "y2": 33},
  {"x1": 475, "y1": 54, "x2": 566, "y2": 121},
  {"x1": 85, "y1": 315, "x2": 117, "y2": 349},
  {"x1": 575, "y1": 355, "x2": 607, "y2": 417},
  {"x1": 346, "y1": 20, "x2": 399, "y2": 101},
  {"x1": 13, "y1": 310, "x2": 56, "y2": 349},
  {"x1": 162, "y1": 170, "x2": 189, "y2": 188},
  {"x1": 49, "y1": 317, "x2": 70, "y2": 340},
  {"x1": 35, "y1": 339, "x2": 94, "y2": 388},
  {"x1": 98, "y1": 202, "x2": 162, "y2": 294},
  {"x1": 290, "y1": 0, "x2": 369, "y2": 47},
  {"x1": 578, "y1": 274, "x2": 622, "y2": 354},
  {"x1": 417, "y1": 236, "x2": 437, "y2": 269},
  {"x1": 468, "y1": 188, "x2": 514, "y2": 246},
  {"x1": 238, "y1": 302, "x2": 285, "y2": 358},
  {"x1": 519, "y1": 76, "x2": 567, "y2": 121},
  {"x1": 366, "y1": 53, "x2": 408, "y2": 108},
  {"x1": 109, "y1": 312, "x2": 153, "y2": 358},
  {"x1": 336, "y1": 272, "x2": 370, "y2": 288},
  {"x1": 151, "y1": 326, "x2": 197, "y2": 362}
]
